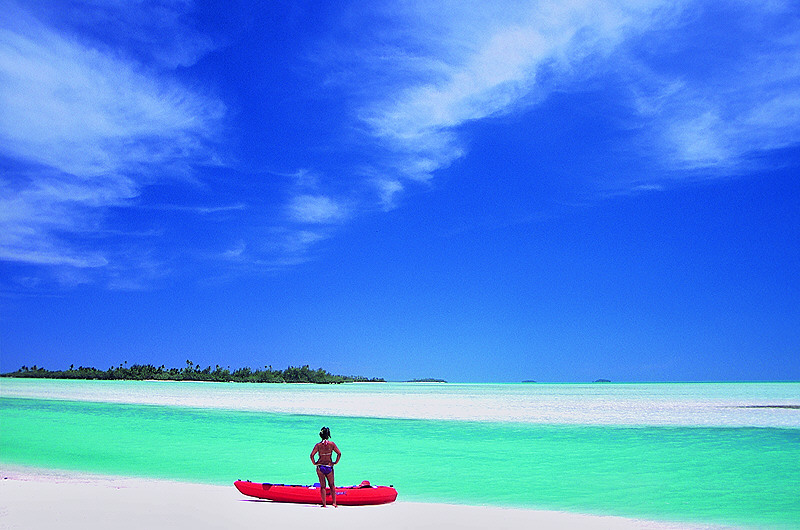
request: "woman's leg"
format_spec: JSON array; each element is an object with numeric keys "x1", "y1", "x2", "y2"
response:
[
  {"x1": 327, "y1": 470, "x2": 337, "y2": 507},
  {"x1": 316, "y1": 467, "x2": 327, "y2": 506}
]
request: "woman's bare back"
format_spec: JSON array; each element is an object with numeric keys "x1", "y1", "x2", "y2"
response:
[{"x1": 314, "y1": 440, "x2": 337, "y2": 465}]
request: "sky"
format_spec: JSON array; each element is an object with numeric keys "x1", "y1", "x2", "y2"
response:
[{"x1": 1, "y1": 0, "x2": 799, "y2": 382}]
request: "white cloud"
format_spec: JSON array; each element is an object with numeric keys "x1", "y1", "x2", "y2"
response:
[
  {"x1": 343, "y1": 0, "x2": 800, "y2": 197},
  {"x1": 0, "y1": 4, "x2": 224, "y2": 277},
  {"x1": 0, "y1": 22, "x2": 224, "y2": 177},
  {"x1": 148, "y1": 203, "x2": 247, "y2": 214},
  {"x1": 250, "y1": 228, "x2": 331, "y2": 268},
  {"x1": 288, "y1": 195, "x2": 348, "y2": 224},
  {"x1": 667, "y1": 111, "x2": 733, "y2": 168},
  {"x1": 628, "y1": 35, "x2": 800, "y2": 173},
  {"x1": 374, "y1": 178, "x2": 404, "y2": 210},
  {"x1": 0, "y1": 247, "x2": 107, "y2": 268},
  {"x1": 353, "y1": 0, "x2": 680, "y2": 187},
  {"x1": 8, "y1": 0, "x2": 216, "y2": 69},
  {"x1": 618, "y1": 2, "x2": 800, "y2": 173},
  {"x1": 221, "y1": 241, "x2": 246, "y2": 260},
  {"x1": 283, "y1": 230, "x2": 328, "y2": 253},
  {"x1": 5, "y1": 0, "x2": 800, "y2": 284}
]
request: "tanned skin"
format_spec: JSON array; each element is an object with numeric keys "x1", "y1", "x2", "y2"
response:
[{"x1": 310, "y1": 428, "x2": 341, "y2": 507}]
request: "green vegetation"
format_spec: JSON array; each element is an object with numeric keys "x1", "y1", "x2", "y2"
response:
[
  {"x1": 1, "y1": 361, "x2": 384, "y2": 384},
  {"x1": 406, "y1": 378, "x2": 447, "y2": 383}
]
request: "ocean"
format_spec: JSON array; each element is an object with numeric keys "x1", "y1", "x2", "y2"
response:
[{"x1": 1, "y1": 379, "x2": 798, "y2": 528}]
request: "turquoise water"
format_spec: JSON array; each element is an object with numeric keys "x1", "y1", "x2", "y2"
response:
[{"x1": 2, "y1": 392, "x2": 800, "y2": 528}]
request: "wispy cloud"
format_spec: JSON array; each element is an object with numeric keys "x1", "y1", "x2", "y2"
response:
[
  {"x1": 373, "y1": 178, "x2": 404, "y2": 211},
  {"x1": 661, "y1": 50, "x2": 800, "y2": 170},
  {"x1": 625, "y1": 4, "x2": 800, "y2": 175},
  {"x1": 0, "y1": 14, "x2": 224, "y2": 176},
  {"x1": 288, "y1": 195, "x2": 348, "y2": 224},
  {"x1": 0, "y1": 1, "x2": 225, "y2": 285},
  {"x1": 41, "y1": 0, "x2": 217, "y2": 69},
  {"x1": 4, "y1": 0, "x2": 799, "y2": 287},
  {"x1": 221, "y1": 241, "x2": 246, "y2": 260},
  {"x1": 347, "y1": 0, "x2": 681, "y2": 187},
  {"x1": 146, "y1": 203, "x2": 248, "y2": 214},
  {"x1": 333, "y1": 0, "x2": 800, "y2": 200}
]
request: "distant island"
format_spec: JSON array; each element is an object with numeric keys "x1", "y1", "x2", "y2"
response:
[
  {"x1": 405, "y1": 378, "x2": 447, "y2": 383},
  {"x1": 594, "y1": 379, "x2": 612, "y2": 383},
  {"x1": 1, "y1": 362, "x2": 384, "y2": 384}
]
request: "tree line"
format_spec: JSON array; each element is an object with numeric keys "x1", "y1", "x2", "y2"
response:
[{"x1": 1, "y1": 360, "x2": 384, "y2": 384}]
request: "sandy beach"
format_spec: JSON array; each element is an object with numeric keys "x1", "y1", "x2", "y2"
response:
[{"x1": 0, "y1": 466, "x2": 730, "y2": 530}]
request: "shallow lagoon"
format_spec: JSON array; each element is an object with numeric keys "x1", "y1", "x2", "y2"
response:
[{"x1": 2, "y1": 380, "x2": 799, "y2": 527}]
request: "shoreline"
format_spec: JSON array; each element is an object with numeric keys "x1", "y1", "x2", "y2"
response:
[{"x1": 0, "y1": 465, "x2": 733, "y2": 530}]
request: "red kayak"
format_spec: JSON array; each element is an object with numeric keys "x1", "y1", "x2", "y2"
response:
[{"x1": 234, "y1": 480, "x2": 397, "y2": 506}]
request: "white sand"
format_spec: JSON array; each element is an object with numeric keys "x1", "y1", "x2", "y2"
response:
[{"x1": 0, "y1": 466, "x2": 732, "y2": 530}]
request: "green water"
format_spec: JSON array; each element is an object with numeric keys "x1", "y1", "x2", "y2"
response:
[{"x1": 2, "y1": 397, "x2": 799, "y2": 527}]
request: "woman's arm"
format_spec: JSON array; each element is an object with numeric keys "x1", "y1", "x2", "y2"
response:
[
  {"x1": 332, "y1": 442, "x2": 342, "y2": 464},
  {"x1": 310, "y1": 443, "x2": 319, "y2": 465}
]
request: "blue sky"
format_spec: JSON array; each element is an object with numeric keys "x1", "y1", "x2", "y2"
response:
[{"x1": 1, "y1": 0, "x2": 798, "y2": 382}]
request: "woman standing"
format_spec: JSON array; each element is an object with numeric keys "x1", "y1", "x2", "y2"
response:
[{"x1": 310, "y1": 426, "x2": 341, "y2": 507}]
